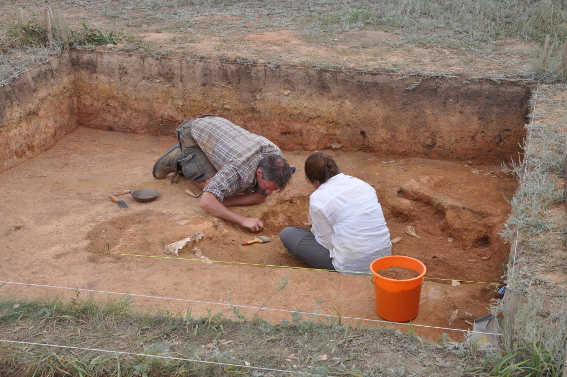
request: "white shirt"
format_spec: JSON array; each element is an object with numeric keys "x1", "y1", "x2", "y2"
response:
[{"x1": 309, "y1": 173, "x2": 392, "y2": 274}]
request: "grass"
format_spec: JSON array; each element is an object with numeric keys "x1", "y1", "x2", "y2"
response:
[
  {"x1": 477, "y1": 341, "x2": 560, "y2": 377},
  {"x1": 0, "y1": 15, "x2": 50, "y2": 51},
  {"x1": 1, "y1": 0, "x2": 567, "y2": 85},
  {"x1": 0, "y1": 294, "x2": 485, "y2": 376},
  {"x1": 81, "y1": 22, "x2": 122, "y2": 45},
  {"x1": 0, "y1": 8, "x2": 123, "y2": 86},
  {"x1": 1, "y1": 0, "x2": 567, "y2": 375},
  {"x1": 494, "y1": 83, "x2": 567, "y2": 376}
]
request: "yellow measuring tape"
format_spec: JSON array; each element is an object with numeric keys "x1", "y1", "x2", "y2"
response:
[{"x1": 108, "y1": 251, "x2": 500, "y2": 285}]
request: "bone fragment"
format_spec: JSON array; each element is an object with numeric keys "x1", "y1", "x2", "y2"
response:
[
  {"x1": 164, "y1": 232, "x2": 204, "y2": 256},
  {"x1": 405, "y1": 226, "x2": 420, "y2": 238}
]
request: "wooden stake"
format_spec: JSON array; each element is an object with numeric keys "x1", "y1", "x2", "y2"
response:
[
  {"x1": 47, "y1": 6, "x2": 54, "y2": 21},
  {"x1": 58, "y1": 9, "x2": 69, "y2": 49},
  {"x1": 563, "y1": 37, "x2": 567, "y2": 81},
  {"x1": 45, "y1": 8, "x2": 53, "y2": 44},
  {"x1": 542, "y1": 34, "x2": 550, "y2": 66},
  {"x1": 17, "y1": 8, "x2": 24, "y2": 23},
  {"x1": 565, "y1": 137, "x2": 567, "y2": 204},
  {"x1": 502, "y1": 286, "x2": 517, "y2": 350}
]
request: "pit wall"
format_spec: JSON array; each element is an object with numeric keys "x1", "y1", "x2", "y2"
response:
[
  {"x1": 1, "y1": 49, "x2": 532, "y2": 174},
  {"x1": 0, "y1": 56, "x2": 77, "y2": 173}
]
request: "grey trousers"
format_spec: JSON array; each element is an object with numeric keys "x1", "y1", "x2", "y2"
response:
[
  {"x1": 279, "y1": 226, "x2": 336, "y2": 271},
  {"x1": 176, "y1": 116, "x2": 217, "y2": 183}
]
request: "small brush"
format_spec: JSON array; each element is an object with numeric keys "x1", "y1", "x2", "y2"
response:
[{"x1": 242, "y1": 236, "x2": 271, "y2": 245}]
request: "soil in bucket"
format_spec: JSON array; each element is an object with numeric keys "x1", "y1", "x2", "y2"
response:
[
  {"x1": 370, "y1": 256, "x2": 427, "y2": 323},
  {"x1": 378, "y1": 266, "x2": 420, "y2": 280}
]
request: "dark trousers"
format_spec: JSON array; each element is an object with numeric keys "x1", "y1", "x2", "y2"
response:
[
  {"x1": 279, "y1": 226, "x2": 335, "y2": 271},
  {"x1": 175, "y1": 116, "x2": 218, "y2": 182}
]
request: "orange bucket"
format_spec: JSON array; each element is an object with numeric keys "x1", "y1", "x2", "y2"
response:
[{"x1": 370, "y1": 256, "x2": 427, "y2": 322}]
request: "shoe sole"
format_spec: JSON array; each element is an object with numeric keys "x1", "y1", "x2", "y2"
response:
[{"x1": 152, "y1": 144, "x2": 180, "y2": 179}]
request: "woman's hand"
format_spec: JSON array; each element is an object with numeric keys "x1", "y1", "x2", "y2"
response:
[{"x1": 303, "y1": 212, "x2": 312, "y2": 227}]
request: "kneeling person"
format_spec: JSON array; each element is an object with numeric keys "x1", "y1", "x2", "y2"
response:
[
  {"x1": 153, "y1": 115, "x2": 292, "y2": 232},
  {"x1": 280, "y1": 152, "x2": 391, "y2": 275}
]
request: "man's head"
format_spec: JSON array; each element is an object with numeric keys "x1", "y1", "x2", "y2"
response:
[{"x1": 256, "y1": 154, "x2": 292, "y2": 194}]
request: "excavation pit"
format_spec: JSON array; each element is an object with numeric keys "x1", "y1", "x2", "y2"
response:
[{"x1": 0, "y1": 51, "x2": 531, "y2": 341}]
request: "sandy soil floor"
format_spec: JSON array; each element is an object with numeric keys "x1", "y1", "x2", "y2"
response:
[{"x1": 0, "y1": 126, "x2": 516, "y2": 341}]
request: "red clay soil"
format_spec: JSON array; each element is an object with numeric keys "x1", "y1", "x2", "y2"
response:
[{"x1": 0, "y1": 126, "x2": 515, "y2": 341}]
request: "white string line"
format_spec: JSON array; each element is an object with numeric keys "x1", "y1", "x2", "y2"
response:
[
  {"x1": 0, "y1": 339, "x2": 311, "y2": 376},
  {"x1": 0, "y1": 280, "x2": 499, "y2": 336}
]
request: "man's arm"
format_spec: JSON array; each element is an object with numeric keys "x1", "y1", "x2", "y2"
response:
[
  {"x1": 222, "y1": 192, "x2": 267, "y2": 206},
  {"x1": 199, "y1": 192, "x2": 265, "y2": 232}
]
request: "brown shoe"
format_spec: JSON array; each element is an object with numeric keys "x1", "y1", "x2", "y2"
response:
[{"x1": 152, "y1": 145, "x2": 182, "y2": 179}]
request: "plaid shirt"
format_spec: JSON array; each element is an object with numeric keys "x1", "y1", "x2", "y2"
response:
[{"x1": 191, "y1": 117, "x2": 282, "y2": 201}]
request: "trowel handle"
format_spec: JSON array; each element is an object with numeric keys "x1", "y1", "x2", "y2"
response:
[
  {"x1": 185, "y1": 189, "x2": 203, "y2": 198},
  {"x1": 113, "y1": 189, "x2": 132, "y2": 196},
  {"x1": 242, "y1": 238, "x2": 260, "y2": 245},
  {"x1": 109, "y1": 195, "x2": 120, "y2": 203}
]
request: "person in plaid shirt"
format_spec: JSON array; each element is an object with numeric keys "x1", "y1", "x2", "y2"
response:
[{"x1": 153, "y1": 115, "x2": 292, "y2": 232}]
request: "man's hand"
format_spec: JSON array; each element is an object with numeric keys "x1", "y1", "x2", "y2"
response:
[
  {"x1": 240, "y1": 217, "x2": 264, "y2": 232},
  {"x1": 199, "y1": 192, "x2": 264, "y2": 232}
]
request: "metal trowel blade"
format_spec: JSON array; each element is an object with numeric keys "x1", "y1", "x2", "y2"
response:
[
  {"x1": 117, "y1": 200, "x2": 129, "y2": 208},
  {"x1": 109, "y1": 195, "x2": 129, "y2": 208}
]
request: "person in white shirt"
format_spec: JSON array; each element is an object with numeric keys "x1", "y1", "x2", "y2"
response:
[{"x1": 280, "y1": 152, "x2": 392, "y2": 275}]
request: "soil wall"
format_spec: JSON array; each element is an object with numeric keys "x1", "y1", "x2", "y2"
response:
[
  {"x1": 70, "y1": 50, "x2": 531, "y2": 162},
  {"x1": 1, "y1": 49, "x2": 532, "y2": 174},
  {"x1": 0, "y1": 56, "x2": 77, "y2": 173}
]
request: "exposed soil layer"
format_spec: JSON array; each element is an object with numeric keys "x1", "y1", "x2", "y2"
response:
[
  {"x1": 0, "y1": 126, "x2": 516, "y2": 341},
  {"x1": 0, "y1": 51, "x2": 531, "y2": 174}
]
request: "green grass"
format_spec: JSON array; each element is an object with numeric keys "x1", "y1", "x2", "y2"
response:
[
  {"x1": 0, "y1": 15, "x2": 50, "y2": 51},
  {"x1": 0, "y1": 295, "x2": 485, "y2": 376},
  {"x1": 469, "y1": 341, "x2": 559, "y2": 377},
  {"x1": 2, "y1": 0, "x2": 567, "y2": 84},
  {"x1": 81, "y1": 22, "x2": 122, "y2": 45},
  {"x1": 494, "y1": 83, "x2": 567, "y2": 377}
]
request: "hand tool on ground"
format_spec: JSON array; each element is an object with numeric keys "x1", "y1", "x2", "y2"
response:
[
  {"x1": 185, "y1": 189, "x2": 203, "y2": 198},
  {"x1": 113, "y1": 188, "x2": 159, "y2": 203},
  {"x1": 109, "y1": 195, "x2": 129, "y2": 208},
  {"x1": 242, "y1": 236, "x2": 271, "y2": 245},
  {"x1": 113, "y1": 188, "x2": 132, "y2": 195}
]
